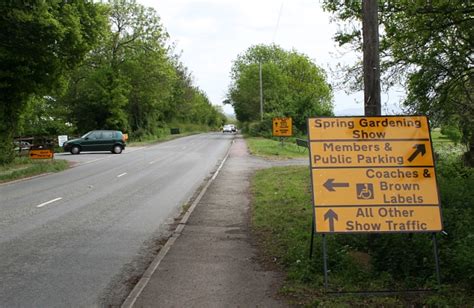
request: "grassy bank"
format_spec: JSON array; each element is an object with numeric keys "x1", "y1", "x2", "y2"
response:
[
  {"x1": 0, "y1": 157, "x2": 69, "y2": 183},
  {"x1": 245, "y1": 137, "x2": 308, "y2": 159},
  {"x1": 250, "y1": 131, "x2": 474, "y2": 305}
]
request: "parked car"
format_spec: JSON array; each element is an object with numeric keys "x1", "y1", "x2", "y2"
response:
[
  {"x1": 63, "y1": 130, "x2": 126, "y2": 154},
  {"x1": 14, "y1": 140, "x2": 31, "y2": 151},
  {"x1": 14, "y1": 140, "x2": 31, "y2": 156}
]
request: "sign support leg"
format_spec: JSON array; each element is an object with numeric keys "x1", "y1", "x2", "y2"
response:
[
  {"x1": 432, "y1": 233, "x2": 441, "y2": 287},
  {"x1": 309, "y1": 218, "x2": 315, "y2": 259},
  {"x1": 323, "y1": 234, "x2": 328, "y2": 290}
]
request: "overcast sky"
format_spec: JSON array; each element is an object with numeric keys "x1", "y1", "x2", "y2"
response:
[{"x1": 137, "y1": 0, "x2": 404, "y2": 116}]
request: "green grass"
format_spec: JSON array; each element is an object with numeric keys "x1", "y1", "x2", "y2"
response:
[
  {"x1": 245, "y1": 137, "x2": 309, "y2": 159},
  {"x1": 251, "y1": 165, "x2": 473, "y2": 305},
  {"x1": 430, "y1": 129, "x2": 466, "y2": 158},
  {"x1": 0, "y1": 157, "x2": 69, "y2": 183}
]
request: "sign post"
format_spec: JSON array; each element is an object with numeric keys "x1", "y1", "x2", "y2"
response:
[{"x1": 307, "y1": 116, "x2": 443, "y2": 289}]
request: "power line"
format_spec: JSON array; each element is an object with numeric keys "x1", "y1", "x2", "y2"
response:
[{"x1": 272, "y1": 1, "x2": 284, "y2": 43}]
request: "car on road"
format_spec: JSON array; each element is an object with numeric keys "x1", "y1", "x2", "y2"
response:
[
  {"x1": 63, "y1": 130, "x2": 126, "y2": 154},
  {"x1": 223, "y1": 124, "x2": 237, "y2": 133}
]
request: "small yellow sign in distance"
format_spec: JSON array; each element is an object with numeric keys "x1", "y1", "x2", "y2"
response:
[
  {"x1": 307, "y1": 115, "x2": 442, "y2": 234},
  {"x1": 29, "y1": 149, "x2": 54, "y2": 159},
  {"x1": 273, "y1": 117, "x2": 293, "y2": 137}
]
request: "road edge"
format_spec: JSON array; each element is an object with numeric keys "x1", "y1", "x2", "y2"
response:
[{"x1": 121, "y1": 140, "x2": 233, "y2": 308}]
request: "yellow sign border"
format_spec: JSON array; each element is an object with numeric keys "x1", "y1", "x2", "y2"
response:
[
  {"x1": 272, "y1": 117, "x2": 293, "y2": 137},
  {"x1": 307, "y1": 115, "x2": 443, "y2": 234}
]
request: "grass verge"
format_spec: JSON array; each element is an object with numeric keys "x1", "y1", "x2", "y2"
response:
[
  {"x1": 251, "y1": 165, "x2": 473, "y2": 306},
  {"x1": 0, "y1": 157, "x2": 69, "y2": 183},
  {"x1": 245, "y1": 137, "x2": 308, "y2": 159}
]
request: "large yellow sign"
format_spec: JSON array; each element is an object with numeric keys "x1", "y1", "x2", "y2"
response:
[
  {"x1": 273, "y1": 117, "x2": 293, "y2": 137},
  {"x1": 308, "y1": 116, "x2": 442, "y2": 233}
]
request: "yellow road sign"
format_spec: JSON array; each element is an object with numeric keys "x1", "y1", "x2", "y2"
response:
[
  {"x1": 29, "y1": 149, "x2": 54, "y2": 159},
  {"x1": 312, "y1": 168, "x2": 439, "y2": 206},
  {"x1": 308, "y1": 116, "x2": 430, "y2": 140},
  {"x1": 307, "y1": 116, "x2": 442, "y2": 233},
  {"x1": 315, "y1": 206, "x2": 442, "y2": 233},
  {"x1": 310, "y1": 140, "x2": 434, "y2": 167},
  {"x1": 273, "y1": 117, "x2": 293, "y2": 137}
]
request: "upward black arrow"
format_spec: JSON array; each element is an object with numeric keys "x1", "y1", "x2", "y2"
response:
[
  {"x1": 408, "y1": 144, "x2": 426, "y2": 162},
  {"x1": 324, "y1": 209, "x2": 338, "y2": 232}
]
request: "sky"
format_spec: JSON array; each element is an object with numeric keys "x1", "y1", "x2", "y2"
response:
[{"x1": 137, "y1": 0, "x2": 404, "y2": 116}]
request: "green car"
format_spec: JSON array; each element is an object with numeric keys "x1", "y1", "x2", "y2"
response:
[{"x1": 63, "y1": 130, "x2": 126, "y2": 154}]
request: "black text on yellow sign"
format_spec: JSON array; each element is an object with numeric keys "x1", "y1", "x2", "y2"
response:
[
  {"x1": 307, "y1": 115, "x2": 442, "y2": 234},
  {"x1": 311, "y1": 167, "x2": 439, "y2": 206},
  {"x1": 29, "y1": 149, "x2": 54, "y2": 159},
  {"x1": 272, "y1": 117, "x2": 293, "y2": 137},
  {"x1": 310, "y1": 140, "x2": 434, "y2": 167},
  {"x1": 308, "y1": 116, "x2": 430, "y2": 140},
  {"x1": 315, "y1": 206, "x2": 442, "y2": 233}
]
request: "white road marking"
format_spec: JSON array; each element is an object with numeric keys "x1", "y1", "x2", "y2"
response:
[
  {"x1": 149, "y1": 159, "x2": 158, "y2": 165},
  {"x1": 36, "y1": 197, "x2": 62, "y2": 208},
  {"x1": 117, "y1": 172, "x2": 127, "y2": 178}
]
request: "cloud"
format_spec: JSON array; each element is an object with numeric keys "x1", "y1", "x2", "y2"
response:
[{"x1": 137, "y1": 0, "x2": 403, "y2": 116}]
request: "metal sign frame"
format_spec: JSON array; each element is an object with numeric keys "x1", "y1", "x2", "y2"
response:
[{"x1": 306, "y1": 115, "x2": 443, "y2": 292}]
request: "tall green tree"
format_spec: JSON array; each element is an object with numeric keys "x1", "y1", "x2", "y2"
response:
[
  {"x1": 0, "y1": 0, "x2": 106, "y2": 164},
  {"x1": 227, "y1": 44, "x2": 333, "y2": 132},
  {"x1": 62, "y1": 0, "x2": 173, "y2": 134},
  {"x1": 322, "y1": 0, "x2": 474, "y2": 164}
]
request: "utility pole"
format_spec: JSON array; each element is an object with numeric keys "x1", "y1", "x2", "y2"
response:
[
  {"x1": 362, "y1": 0, "x2": 381, "y2": 116},
  {"x1": 259, "y1": 62, "x2": 264, "y2": 121}
]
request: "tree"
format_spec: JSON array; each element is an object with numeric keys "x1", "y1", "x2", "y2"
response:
[
  {"x1": 60, "y1": 0, "x2": 225, "y2": 138},
  {"x1": 60, "y1": 0, "x2": 176, "y2": 135},
  {"x1": 227, "y1": 44, "x2": 333, "y2": 133},
  {"x1": 0, "y1": 0, "x2": 107, "y2": 164},
  {"x1": 322, "y1": 0, "x2": 474, "y2": 164}
]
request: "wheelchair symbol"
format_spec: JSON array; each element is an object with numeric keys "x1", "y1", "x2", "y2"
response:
[{"x1": 356, "y1": 183, "x2": 374, "y2": 200}]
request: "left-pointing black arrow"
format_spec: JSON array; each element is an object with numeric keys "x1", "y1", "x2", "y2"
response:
[
  {"x1": 323, "y1": 178, "x2": 350, "y2": 192},
  {"x1": 408, "y1": 144, "x2": 426, "y2": 162},
  {"x1": 324, "y1": 209, "x2": 338, "y2": 232}
]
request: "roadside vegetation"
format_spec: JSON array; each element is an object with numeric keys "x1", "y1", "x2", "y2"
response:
[
  {"x1": 1, "y1": 0, "x2": 226, "y2": 166},
  {"x1": 250, "y1": 131, "x2": 474, "y2": 305},
  {"x1": 245, "y1": 137, "x2": 308, "y2": 160},
  {"x1": 0, "y1": 158, "x2": 68, "y2": 184}
]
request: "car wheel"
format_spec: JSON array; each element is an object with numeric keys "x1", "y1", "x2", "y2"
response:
[
  {"x1": 112, "y1": 145, "x2": 122, "y2": 154},
  {"x1": 70, "y1": 146, "x2": 80, "y2": 155}
]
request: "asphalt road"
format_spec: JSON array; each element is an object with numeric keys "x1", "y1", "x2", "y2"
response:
[{"x1": 0, "y1": 133, "x2": 233, "y2": 307}]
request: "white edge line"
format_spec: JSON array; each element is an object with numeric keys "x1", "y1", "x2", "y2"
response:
[
  {"x1": 121, "y1": 142, "x2": 233, "y2": 308},
  {"x1": 117, "y1": 172, "x2": 127, "y2": 178},
  {"x1": 36, "y1": 197, "x2": 62, "y2": 208}
]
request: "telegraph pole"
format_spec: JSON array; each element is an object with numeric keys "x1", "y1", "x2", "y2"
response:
[
  {"x1": 259, "y1": 62, "x2": 264, "y2": 121},
  {"x1": 362, "y1": 0, "x2": 381, "y2": 116}
]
